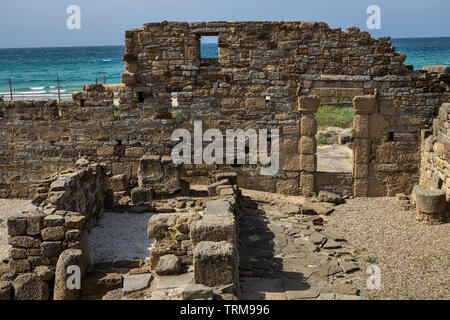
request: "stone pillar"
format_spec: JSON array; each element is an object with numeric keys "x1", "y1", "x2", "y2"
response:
[
  {"x1": 298, "y1": 96, "x2": 319, "y2": 196},
  {"x1": 415, "y1": 186, "x2": 447, "y2": 224},
  {"x1": 352, "y1": 95, "x2": 377, "y2": 197}
]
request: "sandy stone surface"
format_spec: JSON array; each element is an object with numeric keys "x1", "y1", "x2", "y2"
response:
[
  {"x1": 325, "y1": 197, "x2": 449, "y2": 300},
  {"x1": 317, "y1": 145, "x2": 353, "y2": 173},
  {"x1": 0, "y1": 199, "x2": 33, "y2": 261},
  {"x1": 89, "y1": 211, "x2": 155, "y2": 264}
]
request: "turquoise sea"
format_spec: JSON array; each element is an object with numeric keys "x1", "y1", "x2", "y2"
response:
[{"x1": 0, "y1": 37, "x2": 449, "y2": 95}]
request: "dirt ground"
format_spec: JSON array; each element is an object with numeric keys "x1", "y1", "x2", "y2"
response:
[
  {"x1": 317, "y1": 145, "x2": 353, "y2": 173},
  {"x1": 0, "y1": 199, "x2": 33, "y2": 262}
]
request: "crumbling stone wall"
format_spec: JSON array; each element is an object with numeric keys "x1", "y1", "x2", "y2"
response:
[
  {"x1": 0, "y1": 21, "x2": 448, "y2": 198},
  {"x1": 147, "y1": 173, "x2": 240, "y2": 297}
]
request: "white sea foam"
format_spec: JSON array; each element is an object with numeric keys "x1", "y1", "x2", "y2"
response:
[
  {"x1": 30, "y1": 87, "x2": 45, "y2": 90},
  {"x1": 102, "y1": 59, "x2": 111, "y2": 62}
]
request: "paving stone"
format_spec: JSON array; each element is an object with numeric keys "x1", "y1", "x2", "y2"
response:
[
  {"x1": 156, "y1": 272, "x2": 193, "y2": 289},
  {"x1": 286, "y1": 289, "x2": 320, "y2": 300},
  {"x1": 123, "y1": 273, "x2": 153, "y2": 295},
  {"x1": 339, "y1": 260, "x2": 360, "y2": 273},
  {"x1": 323, "y1": 239, "x2": 342, "y2": 249}
]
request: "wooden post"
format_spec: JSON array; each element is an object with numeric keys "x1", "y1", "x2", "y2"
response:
[
  {"x1": 96, "y1": 77, "x2": 98, "y2": 84},
  {"x1": 8, "y1": 78, "x2": 13, "y2": 101},
  {"x1": 57, "y1": 76, "x2": 61, "y2": 103},
  {"x1": 103, "y1": 76, "x2": 106, "y2": 84}
]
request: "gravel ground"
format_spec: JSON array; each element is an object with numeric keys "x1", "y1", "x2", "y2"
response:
[
  {"x1": 0, "y1": 199, "x2": 33, "y2": 261},
  {"x1": 325, "y1": 197, "x2": 449, "y2": 300},
  {"x1": 89, "y1": 211, "x2": 155, "y2": 264}
]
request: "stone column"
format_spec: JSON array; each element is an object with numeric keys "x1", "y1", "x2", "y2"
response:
[
  {"x1": 352, "y1": 95, "x2": 377, "y2": 197},
  {"x1": 298, "y1": 96, "x2": 319, "y2": 196}
]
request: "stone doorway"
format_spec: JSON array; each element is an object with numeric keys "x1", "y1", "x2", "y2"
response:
[{"x1": 298, "y1": 94, "x2": 379, "y2": 197}]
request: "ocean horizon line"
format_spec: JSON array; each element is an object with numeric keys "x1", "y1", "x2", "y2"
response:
[{"x1": 1, "y1": 35, "x2": 450, "y2": 50}]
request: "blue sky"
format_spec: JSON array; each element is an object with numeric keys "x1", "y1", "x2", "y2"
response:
[{"x1": 0, "y1": 0, "x2": 448, "y2": 48}]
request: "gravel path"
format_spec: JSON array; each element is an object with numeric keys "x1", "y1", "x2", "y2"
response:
[
  {"x1": 89, "y1": 211, "x2": 155, "y2": 264},
  {"x1": 325, "y1": 197, "x2": 449, "y2": 300},
  {"x1": 0, "y1": 199, "x2": 33, "y2": 261}
]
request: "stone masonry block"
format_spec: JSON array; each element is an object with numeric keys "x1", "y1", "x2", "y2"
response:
[
  {"x1": 416, "y1": 186, "x2": 446, "y2": 214},
  {"x1": 279, "y1": 154, "x2": 301, "y2": 171},
  {"x1": 190, "y1": 216, "x2": 236, "y2": 245},
  {"x1": 109, "y1": 174, "x2": 128, "y2": 192},
  {"x1": 353, "y1": 179, "x2": 368, "y2": 197},
  {"x1": 353, "y1": 114, "x2": 369, "y2": 139},
  {"x1": 299, "y1": 136, "x2": 317, "y2": 155},
  {"x1": 26, "y1": 213, "x2": 44, "y2": 236},
  {"x1": 131, "y1": 187, "x2": 154, "y2": 205},
  {"x1": 300, "y1": 114, "x2": 317, "y2": 136},
  {"x1": 353, "y1": 163, "x2": 369, "y2": 179},
  {"x1": 300, "y1": 172, "x2": 315, "y2": 196},
  {"x1": 298, "y1": 95, "x2": 320, "y2": 113},
  {"x1": 354, "y1": 139, "x2": 371, "y2": 164},
  {"x1": 7, "y1": 216, "x2": 27, "y2": 236},
  {"x1": 193, "y1": 241, "x2": 238, "y2": 288},
  {"x1": 43, "y1": 215, "x2": 65, "y2": 228},
  {"x1": 353, "y1": 95, "x2": 378, "y2": 114},
  {"x1": 245, "y1": 97, "x2": 266, "y2": 110}
]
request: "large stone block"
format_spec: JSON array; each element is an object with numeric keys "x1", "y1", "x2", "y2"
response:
[
  {"x1": 130, "y1": 187, "x2": 153, "y2": 205},
  {"x1": 8, "y1": 236, "x2": 40, "y2": 249},
  {"x1": 245, "y1": 97, "x2": 266, "y2": 110},
  {"x1": 353, "y1": 179, "x2": 368, "y2": 197},
  {"x1": 353, "y1": 163, "x2": 369, "y2": 179},
  {"x1": 299, "y1": 136, "x2": 317, "y2": 155},
  {"x1": 298, "y1": 95, "x2": 320, "y2": 113},
  {"x1": 354, "y1": 139, "x2": 371, "y2": 164},
  {"x1": 148, "y1": 214, "x2": 178, "y2": 240},
  {"x1": 41, "y1": 241, "x2": 63, "y2": 257},
  {"x1": 26, "y1": 213, "x2": 44, "y2": 236},
  {"x1": 13, "y1": 273, "x2": 49, "y2": 300},
  {"x1": 41, "y1": 227, "x2": 65, "y2": 241},
  {"x1": 353, "y1": 95, "x2": 378, "y2": 114},
  {"x1": 353, "y1": 114, "x2": 369, "y2": 139},
  {"x1": 300, "y1": 114, "x2": 317, "y2": 136},
  {"x1": 109, "y1": 174, "x2": 128, "y2": 192},
  {"x1": 0, "y1": 281, "x2": 12, "y2": 300},
  {"x1": 280, "y1": 154, "x2": 301, "y2": 171},
  {"x1": 191, "y1": 215, "x2": 236, "y2": 245},
  {"x1": 7, "y1": 216, "x2": 27, "y2": 236},
  {"x1": 193, "y1": 241, "x2": 238, "y2": 288},
  {"x1": 300, "y1": 154, "x2": 317, "y2": 172}
]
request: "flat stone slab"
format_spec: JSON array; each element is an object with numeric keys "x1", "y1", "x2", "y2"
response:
[
  {"x1": 156, "y1": 272, "x2": 194, "y2": 289},
  {"x1": 286, "y1": 289, "x2": 320, "y2": 300},
  {"x1": 123, "y1": 273, "x2": 153, "y2": 295}
]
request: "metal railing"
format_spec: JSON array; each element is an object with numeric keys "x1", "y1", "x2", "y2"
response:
[{"x1": 3, "y1": 76, "x2": 108, "y2": 102}]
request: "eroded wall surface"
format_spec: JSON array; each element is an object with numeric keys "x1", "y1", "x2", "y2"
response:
[{"x1": 0, "y1": 21, "x2": 448, "y2": 197}]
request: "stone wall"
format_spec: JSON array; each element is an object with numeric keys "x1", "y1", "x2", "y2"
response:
[
  {"x1": 147, "y1": 173, "x2": 240, "y2": 297},
  {"x1": 3, "y1": 162, "x2": 107, "y2": 299},
  {"x1": 419, "y1": 102, "x2": 450, "y2": 207},
  {"x1": 0, "y1": 21, "x2": 449, "y2": 198}
]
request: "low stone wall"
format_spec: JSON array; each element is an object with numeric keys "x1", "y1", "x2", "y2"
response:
[
  {"x1": 418, "y1": 102, "x2": 450, "y2": 222},
  {"x1": 2, "y1": 161, "x2": 107, "y2": 300},
  {"x1": 147, "y1": 173, "x2": 240, "y2": 298}
]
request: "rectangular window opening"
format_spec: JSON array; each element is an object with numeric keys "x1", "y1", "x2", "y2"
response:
[{"x1": 200, "y1": 36, "x2": 219, "y2": 59}]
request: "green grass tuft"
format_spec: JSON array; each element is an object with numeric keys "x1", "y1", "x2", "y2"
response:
[{"x1": 316, "y1": 105, "x2": 354, "y2": 128}]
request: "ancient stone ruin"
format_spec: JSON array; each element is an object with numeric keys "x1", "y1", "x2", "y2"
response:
[{"x1": 0, "y1": 21, "x2": 448, "y2": 300}]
